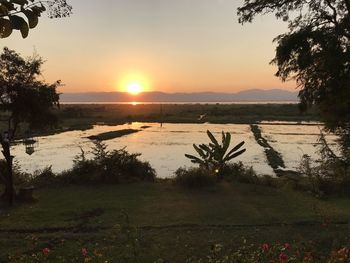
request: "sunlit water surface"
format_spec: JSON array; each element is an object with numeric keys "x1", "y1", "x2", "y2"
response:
[{"x1": 11, "y1": 122, "x2": 336, "y2": 178}]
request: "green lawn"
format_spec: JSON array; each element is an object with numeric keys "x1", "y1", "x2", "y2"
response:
[{"x1": 1, "y1": 182, "x2": 350, "y2": 262}]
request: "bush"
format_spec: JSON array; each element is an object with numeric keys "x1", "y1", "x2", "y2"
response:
[
  {"x1": 30, "y1": 166, "x2": 60, "y2": 188},
  {"x1": 298, "y1": 153, "x2": 350, "y2": 196},
  {"x1": 221, "y1": 162, "x2": 259, "y2": 184},
  {"x1": 174, "y1": 162, "x2": 263, "y2": 189},
  {"x1": 62, "y1": 142, "x2": 156, "y2": 184},
  {"x1": 185, "y1": 130, "x2": 246, "y2": 181},
  {"x1": 173, "y1": 167, "x2": 216, "y2": 189}
]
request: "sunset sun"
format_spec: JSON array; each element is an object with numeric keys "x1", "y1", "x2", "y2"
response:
[
  {"x1": 118, "y1": 72, "x2": 151, "y2": 95},
  {"x1": 127, "y1": 82, "x2": 142, "y2": 95}
]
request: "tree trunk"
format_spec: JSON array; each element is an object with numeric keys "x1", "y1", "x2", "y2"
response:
[{"x1": 1, "y1": 141, "x2": 15, "y2": 205}]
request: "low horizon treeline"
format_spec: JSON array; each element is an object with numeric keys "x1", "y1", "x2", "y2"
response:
[{"x1": 60, "y1": 89, "x2": 298, "y2": 103}]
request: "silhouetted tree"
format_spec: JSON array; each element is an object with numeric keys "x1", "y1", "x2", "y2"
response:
[
  {"x1": 0, "y1": 0, "x2": 72, "y2": 38},
  {"x1": 238, "y1": 0, "x2": 350, "y2": 161},
  {"x1": 0, "y1": 47, "x2": 60, "y2": 204}
]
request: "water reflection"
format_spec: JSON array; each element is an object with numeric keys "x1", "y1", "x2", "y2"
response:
[{"x1": 11, "y1": 122, "x2": 333, "y2": 178}]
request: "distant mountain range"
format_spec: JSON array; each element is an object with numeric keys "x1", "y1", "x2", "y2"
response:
[{"x1": 60, "y1": 89, "x2": 298, "y2": 103}]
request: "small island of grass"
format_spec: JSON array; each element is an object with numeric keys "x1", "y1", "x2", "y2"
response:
[{"x1": 87, "y1": 129, "x2": 140, "y2": 141}]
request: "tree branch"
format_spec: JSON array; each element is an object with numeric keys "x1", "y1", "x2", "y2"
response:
[{"x1": 325, "y1": 0, "x2": 339, "y2": 25}]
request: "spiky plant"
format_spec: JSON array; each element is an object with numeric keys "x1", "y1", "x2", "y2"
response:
[{"x1": 185, "y1": 130, "x2": 246, "y2": 179}]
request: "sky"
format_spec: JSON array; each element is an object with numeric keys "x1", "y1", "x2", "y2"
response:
[{"x1": 2, "y1": 0, "x2": 296, "y2": 94}]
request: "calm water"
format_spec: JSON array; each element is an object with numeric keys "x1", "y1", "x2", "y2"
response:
[{"x1": 11, "y1": 122, "x2": 337, "y2": 178}]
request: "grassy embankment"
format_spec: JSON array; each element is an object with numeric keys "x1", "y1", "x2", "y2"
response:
[
  {"x1": 0, "y1": 182, "x2": 350, "y2": 262},
  {"x1": 87, "y1": 129, "x2": 140, "y2": 141},
  {"x1": 49, "y1": 103, "x2": 319, "y2": 143},
  {"x1": 52, "y1": 103, "x2": 319, "y2": 133},
  {"x1": 0, "y1": 103, "x2": 319, "y2": 140}
]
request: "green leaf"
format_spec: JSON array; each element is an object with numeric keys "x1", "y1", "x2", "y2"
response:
[
  {"x1": 0, "y1": 1, "x2": 15, "y2": 11},
  {"x1": 226, "y1": 141, "x2": 245, "y2": 157},
  {"x1": 224, "y1": 149, "x2": 246, "y2": 162},
  {"x1": 9, "y1": 15, "x2": 29, "y2": 38},
  {"x1": 0, "y1": 4, "x2": 9, "y2": 16},
  {"x1": 40, "y1": 3, "x2": 46, "y2": 12},
  {"x1": 31, "y1": 5, "x2": 44, "y2": 17},
  {"x1": 184, "y1": 154, "x2": 205, "y2": 165},
  {"x1": 207, "y1": 130, "x2": 219, "y2": 146},
  {"x1": 0, "y1": 18, "x2": 12, "y2": 38},
  {"x1": 23, "y1": 9, "x2": 38, "y2": 28},
  {"x1": 199, "y1": 144, "x2": 211, "y2": 153},
  {"x1": 209, "y1": 143, "x2": 216, "y2": 149},
  {"x1": 193, "y1": 144, "x2": 206, "y2": 159},
  {"x1": 222, "y1": 132, "x2": 231, "y2": 154}
]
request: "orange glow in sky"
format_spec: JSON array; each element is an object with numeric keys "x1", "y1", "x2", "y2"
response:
[
  {"x1": 127, "y1": 83, "x2": 142, "y2": 95},
  {"x1": 118, "y1": 72, "x2": 151, "y2": 93},
  {"x1": 1, "y1": 1, "x2": 297, "y2": 93}
]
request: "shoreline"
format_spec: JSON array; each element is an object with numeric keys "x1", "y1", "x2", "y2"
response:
[{"x1": 5, "y1": 103, "x2": 320, "y2": 139}]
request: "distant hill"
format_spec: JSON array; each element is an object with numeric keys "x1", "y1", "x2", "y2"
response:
[{"x1": 60, "y1": 89, "x2": 298, "y2": 103}]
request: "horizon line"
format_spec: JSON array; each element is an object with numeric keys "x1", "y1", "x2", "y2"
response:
[{"x1": 60, "y1": 88, "x2": 298, "y2": 94}]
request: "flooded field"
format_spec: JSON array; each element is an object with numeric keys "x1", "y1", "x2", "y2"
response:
[
  {"x1": 11, "y1": 122, "x2": 337, "y2": 178},
  {"x1": 260, "y1": 123, "x2": 339, "y2": 171}
]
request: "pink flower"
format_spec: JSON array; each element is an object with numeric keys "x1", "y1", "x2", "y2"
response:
[
  {"x1": 337, "y1": 247, "x2": 349, "y2": 258},
  {"x1": 279, "y1": 252, "x2": 288, "y2": 262},
  {"x1": 284, "y1": 243, "x2": 291, "y2": 250},
  {"x1": 42, "y1": 247, "x2": 50, "y2": 255},
  {"x1": 82, "y1": 248, "x2": 88, "y2": 257},
  {"x1": 262, "y1": 243, "x2": 270, "y2": 253},
  {"x1": 303, "y1": 254, "x2": 313, "y2": 262}
]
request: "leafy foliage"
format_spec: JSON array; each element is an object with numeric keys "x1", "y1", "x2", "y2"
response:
[
  {"x1": 7, "y1": 234, "x2": 350, "y2": 262},
  {"x1": 185, "y1": 241, "x2": 344, "y2": 263},
  {"x1": 174, "y1": 167, "x2": 216, "y2": 189},
  {"x1": 0, "y1": 47, "x2": 60, "y2": 131},
  {"x1": 238, "y1": 0, "x2": 350, "y2": 162},
  {"x1": 222, "y1": 162, "x2": 259, "y2": 184},
  {"x1": 0, "y1": 0, "x2": 72, "y2": 38},
  {"x1": 185, "y1": 130, "x2": 246, "y2": 178},
  {"x1": 297, "y1": 134, "x2": 350, "y2": 197},
  {"x1": 0, "y1": 47, "x2": 61, "y2": 204},
  {"x1": 62, "y1": 141, "x2": 156, "y2": 184}
]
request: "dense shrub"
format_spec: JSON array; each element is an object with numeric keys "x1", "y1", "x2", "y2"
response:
[
  {"x1": 61, "y1": 142, "x2": 156, "y2": 184},
  {"x1": 221, "y1": 162, "x2": 259, "y2": 184},
  {"x1": 294, "y1": 132, "x2": 350, "y2": 196},
  {"x1": 298, "y1": 154, "x2": 350, "y2": 196},
  {"x1": 173, "y1": 167, "x2": 216, "y2": 189},
  {"x1": 173, "y1": 162, "x2": 260, "y2": 188},
  {"x1": 30, "y1": 166, "x2": 61, "y2": 188}
]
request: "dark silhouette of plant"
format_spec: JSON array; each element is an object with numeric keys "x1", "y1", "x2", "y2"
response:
[
  {"x1": 185, "y1": 130, "x2": 246, "y2": 179},
  {"x1": 0, "y1": 0, "x2": 72, "y2": 38},
  {"x1": 67, "y1": 140, "x2": 156, "y2": 184},
  {"x1": 174, "y1": 167, "x2": 216, "y2": 189},
  {"x1": 238, "y1": 0, "x2": 350, "y2": 163},
  {"x1": 0, "y1": 47, "x2": 60, "y2": 204}
]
